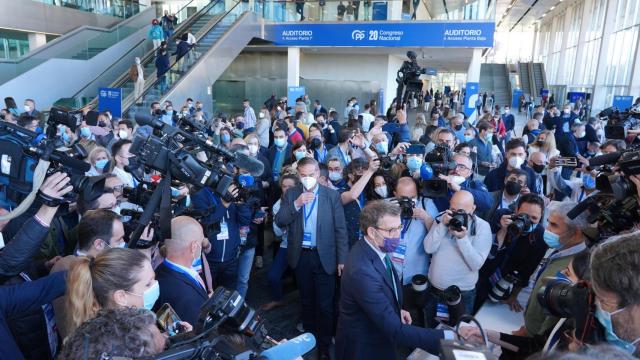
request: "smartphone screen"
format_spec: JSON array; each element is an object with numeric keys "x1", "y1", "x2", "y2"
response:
[{"x1": 156, "y1": 303, "x2": 182, "y2": 336}]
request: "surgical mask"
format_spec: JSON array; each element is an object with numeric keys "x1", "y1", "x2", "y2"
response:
[
  {"x1": 294, "y1": 150, "x2": 306, "y2": 161},
  {"x1": 221, "y1": 133, "x2": 231, "y2": 143},
  {"x1": 135, "y1": 57, "x2": 141, "y2": 64},
  {"x1": 127, "y1": 280, "x2": 160, "y2": 310},
  {"x1": 451, "y1": 175, "x2": 466, "y2": 185},
  {"x1": 374, "y1": 229, "x2": 400, "y2": 253},
  {"x1": 582, "y1": 173, "x2": 596, "y2": 189},
  {"x1": 576, "y1": 131, "x2": 586, "y2": 138},
  {"x1": 407, "y1": 157, "x2": 423, "y2": 172},
  {"x1": 23, "y1": 105, "x2": 31, "y2": 112},
  {"x1": 454, "y1": 124, "x2": 463, "y2": 131},
  {"x1": 259, "y1": 112, "x2": 265, "y2": 119},
  {"x1": 248, "y1": 144, "x2": 259, "y2": 155},
  {"x1": 274, "y1": 138, "x2": 286, "y2": 148},
  {"x1": 61, "y1": 131, "x2": 71, "y2": 143},
  {"x1": 484, "y1": 133, "x2": 493, "y2": 142},
  {"x1": 80, "y1": 127, "x2": 91, "y2": 138},
  {"x1": 543, "y1": 229, "x2": 562, "y2": 249},
  {"x1": 188, "y1": 103, "x2": 194, "y2": 108},
  {"x1": 119, "y1": 130, "x2": 129, "y2": 139},
  {"x1": 95, "y1": 159, "x2": 109, "y2": 172},
  {"x1": 504, "y1": 109, "x2": 510, "y2": 113},
  {"x1": 564, "y1": 109, "x2": 570, "y2": 114},
  {"x1": 236, "y1": 122, "x2": 245, "y2": 130},
  {"x1": 374, "y1": 186, "x2": 388, "y2": 198},
  {"x1": 300, "y1": 176, "x2": 317, "y2": 191},
  {"x1": 375, "y1": 141, "x2": 388, "y2": 154},
  {"x1": 504, "y1": 180, "x2": 522, "y2": 196},
  {"x1": 508, "y1": 155, "x2": 524, "y2": 169},
  {"x1": 595, "y1": 301, "x2": 640, "y2": 354},
  {"x1": 531, "y1": 163, "x2": 545, "y2": 174},
  {"x1": 464, "y1": 135, "x2": 474, "y2": 142},
  {"x1": 329, "y1": 171, "x2": 342, "y2": 182}
]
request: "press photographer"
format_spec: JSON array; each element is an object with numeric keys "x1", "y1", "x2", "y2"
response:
[{"x1": 432, "y1": 152, "x2": 492, "y2": 213}]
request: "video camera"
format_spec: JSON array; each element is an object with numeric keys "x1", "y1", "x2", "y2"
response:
[
  {"x1": 0, "y1": 108, "x2": 105, "y2": 208},
  {"x1": 600, "y1": 107, "x2": 640, "y2": 140},
  {"x1": 154, "y1": 287, "x2": 316, "y2": 360},
  {"x1": 420, "y1": 145, "x2": 456, "y2": 198}
]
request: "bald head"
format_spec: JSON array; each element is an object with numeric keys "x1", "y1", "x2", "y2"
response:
[
  {"x1": 529, "y1": 151, "x2": 546, "y2": 165},
  {"x1": 168, "y1": 216, "x2": 204, "y2": 252},
  {"x1": 450, "y1": 190, "x2": 475, "y2": 214},
  {"x1": 394, "y1": 177, "x2": 418, "y2": 198}
]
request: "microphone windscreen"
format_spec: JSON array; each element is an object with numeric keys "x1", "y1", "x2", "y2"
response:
[
  {"x1": 588, "y1": 152, "x2": 621, "y2": 167},
  {"x1": 49, "y1": 151, "x2": 91, "y2": 173},
  {"x1": 258, "y1": 333, "x2": 316, "y2": 360},
  {"x1": 134, "y1": 113, "x2": 164, "y2": 130},
  {"x1": 234, "y1": 151, "x2": 264, "y2": 177}
]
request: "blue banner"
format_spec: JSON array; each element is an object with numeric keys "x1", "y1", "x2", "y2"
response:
[
  {"x1": 567, "y1": 91, "x2": 587, "y2": 104},
  {"x1": 613, "y1": 95, "x2": 634, "y2": 111},
  {"x1": 372, "y1": 2, "x2": 388, "y2": 21},
  {"x1": 98, "y1": 87, "x2": 122, "y2": 118},
  {"x1": 512, "y1": 89, "x2": 523, "y2": 109},
  {"x1": 464, "y1": 82, "x2": 479, "y2": 117},
  {"x1": 540, "y1": 88, "x2": 549, "y2": 97},
  {"x1": 265, "y1": 22, "x2": 495, "y2": 47},
  {"x1": 287, "y1": 86, "x2": 305, "y2": 107}
]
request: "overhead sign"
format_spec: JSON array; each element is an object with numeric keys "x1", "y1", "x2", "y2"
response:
[
  {"x1": 464, "y1": 82, "x2": 479, "y2": 118},
  {"x1": 287, "y1": 86, "x2": 305, "y2": 107},
  {"x1": 265, "y1": 22, "x2": 495, "y2": 47},
  {"x1": 98, "y1": 87, "x2": 122, "y2": 118},
  {"x1": 425, "y1": 67, "x2": 437, "y2": 76},
  {"x1": 613, "y1": 95, "x2": 634, "y2": 111}
]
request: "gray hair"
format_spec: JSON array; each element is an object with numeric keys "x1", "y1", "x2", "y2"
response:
[
  {"x1": 360, "y1": 200, "x2": 401, "y2": 235},
  {"x1": 591, "y1": 232, "x2": 640, "y2": 307},
  {"x1": 547, "y1": 201, "x2": 588, "y2": 233}
]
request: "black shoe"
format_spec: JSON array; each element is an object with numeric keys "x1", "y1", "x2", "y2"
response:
[{"x1": 318, "y1": 350, "x2": 330, "y2": 360}]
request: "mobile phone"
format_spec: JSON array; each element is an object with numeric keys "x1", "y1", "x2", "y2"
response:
[
  {"x1": 156, "y1": 303, "x2": 183, "y2": 336},
  {"x1": 555, "y1": 157, "x2": 577, "y2": 167},
  {"x1": 406, "y1": 144, "x2": 426, "y2": 155}
]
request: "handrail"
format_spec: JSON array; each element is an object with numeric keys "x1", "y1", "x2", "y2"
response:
[
  {"x1": 0, "y1": 4, "x2": 152, "y2": 65},
  {"x1": 68, "y1": 38, "x2": 147, "y2": 100},
  {"x1": 124, "y1": 1, "x2": 242, "y2": 113}
]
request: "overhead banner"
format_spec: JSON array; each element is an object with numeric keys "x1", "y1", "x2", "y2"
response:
[
  {"x1": 613, "y1": 95, "x2": 634, "y2": 110},
  {"x1": 265, "y1": 21, "x2": 495, "y2": 47}
]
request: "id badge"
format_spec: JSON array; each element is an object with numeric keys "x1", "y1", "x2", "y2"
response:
[
  {"x1": 391, "y1": 243, "x2": 407, "y2": 265},
  {"x1": 436, "y1": 302, "x2": 450, "y2": 322},
  {"x1": 303, "y1": 232, "x2": 312, "y2": 247},
  {"x1": 239, "y1": 226, "x2": 250, "y2": 246},
  {"x1": 217, "y1": 220, "x2": 229, "y2": 240}
]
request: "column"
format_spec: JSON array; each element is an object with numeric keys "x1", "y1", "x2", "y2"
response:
[
  {"x1": 388, "y1": 0, "x2": 403, "y2": 21},
  {"x1": 628, "y1": 21, "x2": 640, "y2": 96},
  {"x1": 592, "y1": 0, "x2": 617, "y2": 112},
  {"x1": 287, "y1": 47, "x2": 300, "y2": 86},
  {"x1": 27, "y1": 33, "x2": 47, "y2": 52},
  {"x1": 555, "y1": 8, "x2": 572, "y2": 85},
  {"x1": 571, "y1": 0, "x2": 591, "y2": 86},
  {"x1": 464, "y1": 48, "x2": 482, "y2": 124}
]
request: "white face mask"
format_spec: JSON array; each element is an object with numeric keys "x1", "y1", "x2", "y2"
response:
[
  {"x1": 564, "y1": 109, "x2": 570, "y2": 114},
  {"x1": 248, "y1": 144, "x2": 259, "y2": 155},
  {"x1": 119, "y1": 130, "x2": 128, "y2": 139},
  {"x1": 508, "y1": 155, "x2": 524, "y2": 169},
  {"x1": 300, "y1": 176, "x2": 317, "y2": 191},
  {"x1": 451, "y1": 175, "x2": 466, "y2": 185},
  {"x1": 374, "y1": 186, "x2": 388, "y2": 198},
  {"x1": 259, "y1": 112, "x2": 265, "y2": 119},
  {"x1": 23, "y1": 105, "x2": 31, "y2": 112}
]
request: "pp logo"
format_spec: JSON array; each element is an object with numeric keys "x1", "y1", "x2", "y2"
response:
[{"x1": 351, "y1": 30, "x2": 365, "y2": 40}]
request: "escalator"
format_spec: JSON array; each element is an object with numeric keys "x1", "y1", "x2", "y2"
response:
[
  {"x1": 518, "y1": 62, "x2": 532, "y2": 97},
  {"x1": 532, "y1": 63, "x2": 547, "y2": 97},
  {"x1": 123, "y1": 1, "x2": 260, "y2": 117}
]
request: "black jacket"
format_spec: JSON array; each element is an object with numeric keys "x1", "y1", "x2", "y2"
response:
[{"x1": 0, "y1": 216, "x2": 52, "y2": 282}]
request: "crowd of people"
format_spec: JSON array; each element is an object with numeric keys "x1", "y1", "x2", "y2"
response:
[{"x1": 0, "y1": 91, "x2": 639, "y2": 360}]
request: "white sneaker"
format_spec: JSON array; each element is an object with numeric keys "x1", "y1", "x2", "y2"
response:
[{"x1": 255, "y1": 256, "x2": 263, "y2": 269}]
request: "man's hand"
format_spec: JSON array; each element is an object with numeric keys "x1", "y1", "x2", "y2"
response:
[
  {"x1": 141, "y1": 224, "x2": 154, "y2": 242},
  {"x1": 499, "y1": 214, "x2": 513, "y2": 229},
  {"x1": 221, "y1": 184, "x2": 239, "y2": 207},
  {"x1": 412, "y1": 207, "x2": 431, "y2": 224},
  {"x1": 294, "y1": 191, "x2": 316, "y2": 208},
  {"x1": 337, "y1": 264, "x2": 345, "y2": 276},
  {"x1": 368, "y1": 156, "x2": 381, "y2": 173},
  {"x1": 511, "y1": 325, "x2": 528, "y2": 337},
  {"x1": 390, "y1": 142, "x2": 410, "y2": 156},
  {"x1": 439, "y1": 174, "x2": 461, "y2": 192},
  {"x1": 441, "y1": 209, "x2": 452, "y2": 225},
  {"x1": 548, "y1": 156, "x2": 559, "y2": 170},
  {"x1": 458, "y1": 326, "x2": 484, "y2": 345},
  {"x1": 396, "y1": 109, "x2": 407, "y2": 124},
  {"x1": 400, "y1": 310, "x2": 412, "y2": 325},
  {"x1": 40, "y1": 172, "x2": 73, "y2": 200},
  {"x1": 45, "y1": 256, "x2": 62, "y2": 271},
  {"x1": 451, "y1": 226, "x2": 468, "y2": 239}
]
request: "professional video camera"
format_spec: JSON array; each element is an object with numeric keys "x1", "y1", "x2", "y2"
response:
[
  {"x1": 600, "y1": 106, "x2": 640, "y2": 140},
  {"x1": 537, "y1": 278, "x2": 604, "y2": 346},
  {"x1": 154, "y1": 287, "x2": 316, "y2": 360},
  {"x1": 568, "y1": 147, "x2": 640, "y2": 239},
  {"x1": 0, "y1": 107, "x2": 105, "y2": 209},
  {"x1": 420, "y1": 145, "x2": 456, "y2": 198}
]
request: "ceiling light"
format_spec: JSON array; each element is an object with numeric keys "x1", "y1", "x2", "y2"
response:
[{"x1": 550, "y1": 6, "x2": 555, "y2": 10}]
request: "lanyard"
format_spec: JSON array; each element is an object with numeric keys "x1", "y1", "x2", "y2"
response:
[
  {"x1": 338, "y1": 147, "x2": 349, "y2": 166},
  {"x1": 316, "y1": 147, "x2": 327, "y2": 163},
  {"x1": 163, "y1": 260, "x2": 205, "y2": 290},
  {"x1": 578, "y1": 189, "x2": 585, "y2": 202},
  {"x1": 303, "y1": 197, "x2": 317, "y2": 228},
  {"x1": 401, "y1": 218, "x2": 412, "y2": 239}
]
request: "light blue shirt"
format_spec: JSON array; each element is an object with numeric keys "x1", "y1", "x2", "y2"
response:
[{"x1": 302, "y1": 185, "x2": 320, "y2": 247}]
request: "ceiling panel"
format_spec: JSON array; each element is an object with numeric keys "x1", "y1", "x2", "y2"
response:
[{"x1": 494, "y1": 0, "x2": 572, "y2": 31}]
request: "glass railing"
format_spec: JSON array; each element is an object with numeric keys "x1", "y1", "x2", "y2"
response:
[
  {"x1": 126, "y1": 1, "x2": 244, "y2": 114},
  {"x1": 259, "y1": 0, "x2": 494, "y2": 22},
  {"x1": 32, "y1": 0, "x2": 146, "y2": 19}
]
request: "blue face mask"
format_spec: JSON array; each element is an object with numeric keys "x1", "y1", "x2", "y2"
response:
[
  {"x1": 238, "y1": 173, "x2": 254, "y2": 187},
  {"x1": 375, "y1": 142, "x2": 388, "y2": 154},
  {"x1": 61, "y1": 131, "x2": 71, "y2": 143},
  {"x1": 127, "y1": 280, "x2": 160, "y2": 310},
  {"x1": 80, "y1": 127, "x2": 91, "y2": 138},
  {"x1": 406, "y1": 157, "x2": 423, "y2": 172},
  {"x1": 595, "y1": 301, "x2": 640, "y2": 354},
  {"x1": 582, "y1": 173, "x2": 596, "y2": 189},
  {"x1": 464, "y1": 135, "x2": 474, "y2": 142},
  {"x1": 95, "y1": 159, "x2": 108, "y2": 172},
  {"x1": 221, "y1": 133, "x2": 231, "y2": 143},
  {"x1": 294, "y1": 150, "x2": 306, "y2": 161},
  {"x1": 543, "y1": 230, "x2": 562, "y2": 249},
  {"x1": 274, "y1": 138, "x2": 286, "y2": 148},
  {"x1": 484, "y1": 133, "x2": 493, "y2": 142}
]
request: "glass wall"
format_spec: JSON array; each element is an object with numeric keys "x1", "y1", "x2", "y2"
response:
[{"x1": 0, "y1": 30, "x2": 30, "y2": 60}]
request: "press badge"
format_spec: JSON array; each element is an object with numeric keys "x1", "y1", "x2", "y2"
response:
[
  {"x1": 436, "y1": 302, "x2": 450, "y2": 322},
  {"x1": 391, "y1": 243, "x2": 407, "y2": 265},
  {"x1": 303, "y1": 232, "x2": 312, "y2": 247},
  {"x1": 217, "y1": 219, "x2": 229, "y2": 240}
]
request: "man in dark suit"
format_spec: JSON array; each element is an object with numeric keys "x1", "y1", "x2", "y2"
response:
[
  {"x1": 337, "y1": 201, "x2": 474, "y2": 359},
  {"x1": 154, "y1": 216, "x2": 209, "y2": 326},
  {"x1": 275, "y1": 157, "x2": 348, "y2": 359}
]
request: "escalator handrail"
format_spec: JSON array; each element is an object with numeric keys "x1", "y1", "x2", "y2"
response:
[{"x1": 124, "y1": 1, "x2": 242, "y2": 113}]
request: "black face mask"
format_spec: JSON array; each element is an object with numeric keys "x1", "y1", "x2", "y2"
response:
[
  {"x1": 154, "y1": 109, "x2": 162, "y2": 116},
  {"x1": 98, "y1": 120, "x2": 107, "y2": 127},
  {"x1": 531, "y1": 163, "x2": 545, "y2": 174},
  {"x1": 505, "y1": 180, "x2": 522, "y2": 196},
  {"x1": 310, "y1": 137, "x2": 322, "y2": 149},
  {"x1": 455, "y1": 124, "x2": 463, "y2": 131}
]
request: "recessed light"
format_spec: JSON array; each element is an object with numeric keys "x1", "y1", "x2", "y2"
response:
[
  {"x1": 542, "y1": 13, "x2": 546, "y2": 17},
  {"x1": 550, "y1": 6, "x2": 555, "y2": 10}
]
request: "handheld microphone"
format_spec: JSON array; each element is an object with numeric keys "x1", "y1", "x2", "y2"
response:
[{"x1": 258, "y1": 333, "x2": 316, "y2": 360}]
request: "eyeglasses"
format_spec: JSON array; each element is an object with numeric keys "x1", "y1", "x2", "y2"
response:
[
  {"x1": 456, "y1": 164, "x2": 471, "y2": 171},
  {"x1": 375, "y1": 225, "x2": 403, "y2": 236}
]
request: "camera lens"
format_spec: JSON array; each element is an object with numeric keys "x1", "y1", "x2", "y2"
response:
[{"x1": 536, "y1": 277, "x2": 587, "y2": 318}]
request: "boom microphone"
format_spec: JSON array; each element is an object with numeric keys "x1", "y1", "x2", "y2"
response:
[
  {"x1": 134, "y1": 113, "x2": 164, "y2": 130},
  {"x1": 588, "y1": 152, "x2": 621, "y2": 167},
  {"x1": 48, "y1": 150, "x2": 91, "y2": 173},
  {"x1": 234, "y1": 151, "x2": 264, "y2": 177},
  {"x1": 258, "y1": 333, "x2": 316, "y2": 360}
]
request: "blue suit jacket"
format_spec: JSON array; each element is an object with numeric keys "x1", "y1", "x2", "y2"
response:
[
  {"x1": 154, "y1": 261, "x2": 208, "y2": 326},
  {"x1": 483, "y1": 162, "x2": 539, "y2": 195},
  {"x1": 336, "y1": 239, "x2": 444, "y2": 360}
]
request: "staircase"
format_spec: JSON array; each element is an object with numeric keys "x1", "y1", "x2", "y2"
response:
[{"x1": 479, "y1": 63, "x2": 511, "y2": 108}]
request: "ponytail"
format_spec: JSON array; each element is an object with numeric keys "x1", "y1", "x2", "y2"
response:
[{"x1": 66, "y1": 257, "x2": 98, "y2": 335}]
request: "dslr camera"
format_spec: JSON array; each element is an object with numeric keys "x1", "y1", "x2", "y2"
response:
[
  {"x1": 507, "y1": 213, "x2": 532, "y2": 237},
  {"x1": 448, "y1": 209, "x2": 469, "y2": 232},
  {"x1": 421, "y1": 145, "x2": 457, "y2": 198},
  {"x1": 391, "y1": 196, "x2": 414, "y2": 220}
]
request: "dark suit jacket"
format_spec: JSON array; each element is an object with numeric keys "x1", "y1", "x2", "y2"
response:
[
  {"x1": 274, "y1": 184, "x2": 348, "y2": 275},
  {"x1": 336, "y1": 239, "x2": 444, "y2": 360},
  {"x1": 154, "y1": 261, "x2": 208, "y2": 326}
]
